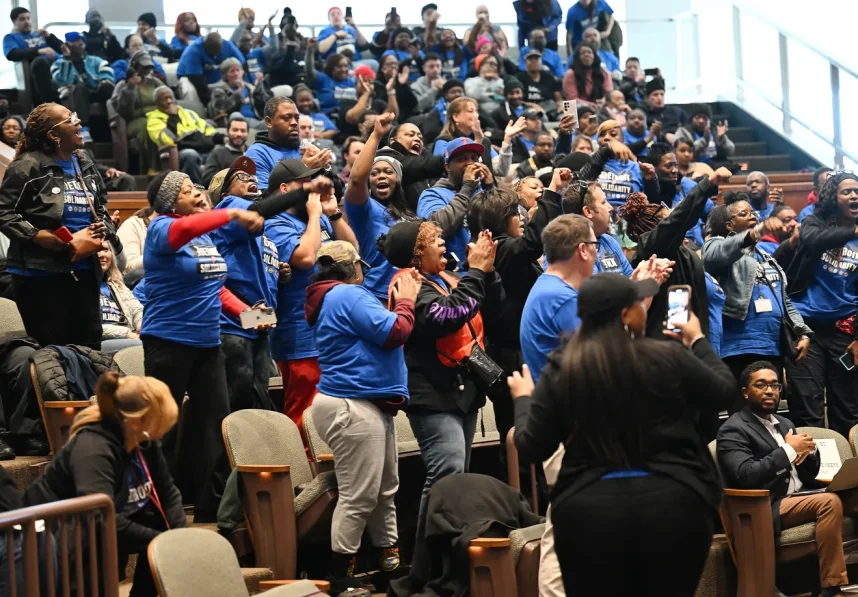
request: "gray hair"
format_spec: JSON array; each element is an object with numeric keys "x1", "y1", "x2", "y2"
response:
[
  {"x1": 154, "y1": 86, "x2": 174, "y2": 102},
  {"x1": 220, "y1": 57, "x2": 243, "y2": 77}
]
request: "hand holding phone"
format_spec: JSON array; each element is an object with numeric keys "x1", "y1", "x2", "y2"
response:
[
  {"x1": 644, "y1": 68, "x2": 660, "y2": 77},
  {"x1": 345, "y1": 7, "x2": 352, "y2": 19},
  {"x1": 54, "y1": 226, "x2": 73, "y2": 243},
  {"x1": 841, "y1": 351, "x2": 856, "y2": 371},
  {"x1": 665, "y1": 285, "x2": 691, "y2": 333},
  {"x1": 240, "y1": 307, "x2": 277, "y2": 330}
]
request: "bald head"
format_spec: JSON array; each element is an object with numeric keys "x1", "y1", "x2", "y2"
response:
[
  {"x1": 746, "y1": 171, "x2": 770, "y2": 203},
  {"x1": 203, "y1": 32, "x2": 223, "y2": 57}
]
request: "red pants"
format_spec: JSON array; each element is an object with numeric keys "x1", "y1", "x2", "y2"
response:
[{"x1": 276, "y1": 357, "x2": 320, "y2": 447}]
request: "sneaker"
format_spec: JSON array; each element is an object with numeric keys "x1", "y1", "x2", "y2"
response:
[
  {"x1": 379, "y1": 545, "x2": 400, "y2": 572},
  {"x1": 78, "y1": 127, "x2": 92, "y2": 144},
  {"x1": 328, "y1": 574, "x2": 372, "y2": 597}
]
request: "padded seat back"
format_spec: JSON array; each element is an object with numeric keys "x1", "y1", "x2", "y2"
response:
[
  {"x1": 394, "y1": 410, "x2": 419, "y2": 455},
  {"x1": 509, "y1": 524, "x2": 544, "y2": 565},
  {"x1": 708, "y1": 440, "x2": 722, "y2": 480},
  {"x1": 474, "y1": 399, "x2": 500, "y2": 444},
  {"x1": 798, "y1": 426, "x2": 852, "y2": 464},
  {"x1": 222, "y1": 409, "x2": 314, "y2": 488},
  {"x1": 113, "y1": 345, "x2": 145, "y2": 376},
  {"x1": 302, "y1": 408, "x2": 332, "y2": 461},
  {"x1": 149, "y1": 528, "x2": 249, "y2": 597},
  {"x1": 0, "y1": 297, "x2": 25, "y2": 336}
]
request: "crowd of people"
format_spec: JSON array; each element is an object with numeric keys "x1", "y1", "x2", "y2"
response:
[{"x1": 0, "y1": 2, "x2": 854, "y2": 597}]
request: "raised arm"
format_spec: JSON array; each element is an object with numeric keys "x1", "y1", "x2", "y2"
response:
[{"x1": 344, "y1": 112, "x2": 394, "y2": 207}]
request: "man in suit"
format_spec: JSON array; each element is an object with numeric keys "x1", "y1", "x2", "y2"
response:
[{"x1": 717, "y1": 361, "x2": 850, "y2": 597}]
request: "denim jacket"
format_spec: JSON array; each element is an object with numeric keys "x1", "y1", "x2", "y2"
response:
[{"x1": 702, "y1": 231, "x2": 812, "y2": 337}]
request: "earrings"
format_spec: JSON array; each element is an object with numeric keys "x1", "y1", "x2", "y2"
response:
[
  {"x1": 139, "y1": 430, "x2": 152, "y2": 450},
  {"x1": 624, "y1": 324, "x2": 635, "y2": 339}
]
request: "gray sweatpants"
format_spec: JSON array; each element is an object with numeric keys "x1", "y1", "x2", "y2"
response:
[{"x1": 311, "y1": 392, "x2": 399, "y2": 554}]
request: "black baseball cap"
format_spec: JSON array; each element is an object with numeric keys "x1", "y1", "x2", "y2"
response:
[
  {"x1": 577, "y1": 273, "x2": 659, "y2": 323},
  {"x1": 267, "y1": 159, "x2": 323, "y2": 190}
]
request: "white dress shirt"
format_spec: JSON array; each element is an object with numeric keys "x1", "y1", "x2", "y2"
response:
[{"x1": 754, "y1": 413, "x2": 803, "y2": 495}]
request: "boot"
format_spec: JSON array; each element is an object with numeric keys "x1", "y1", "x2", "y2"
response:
[{"x1": 327, "y1": 552, "x2": 371, "y2": 597}]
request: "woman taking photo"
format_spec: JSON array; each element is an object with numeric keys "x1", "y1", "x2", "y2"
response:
[
  {"x1": 99, "y1": 244, "x2": 145, "y2": 353},
  {"x1": 24, "y1": 371, "x2": 187, "y2": 596},
  {"x1": 511, "y1": 272, "x2": 735, "y2": 595},
  {"x1": 0, "y1": 103, "x2": 121, "y2": 349},
  {"x1": 781, "y1": 171, "x2": 858, "y2": 436},
  {"x1": 562, "y1": 44, "x2": 612, "y2": 110},
  {"x1": 140, "y1": 171, "x2": 262, "y2": 521},
  {"x1": 379, "y1": 220, "x2": 504, "y2": 545},
  {"x1": 306, "y1": 241, "x2": 418, "y2": 596}
]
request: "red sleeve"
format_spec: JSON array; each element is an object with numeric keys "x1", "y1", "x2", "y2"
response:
[
  {"x1": 382, "y1": 299, "x2": 415, "y2": 349},
  {"x1": 167, "y1": 210, "x2": 232, "y2": 250},
  {"x1": 219, "y1": 287, "x2": 249, "y2": 318}
]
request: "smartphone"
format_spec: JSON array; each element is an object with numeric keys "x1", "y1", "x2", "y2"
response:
[
  {"x1": 644, "y1": 68, "x2": 659, "y2": 77},
  {"x1": 446, "y1": 251, "x2": 459, "y2": 271},
  {"x1": 666, "y1": 285, "x2": 691, "y2": 333},
  {"x1": 562, "y1": 99, "x2": 577, "y2": 117},
  {"x1": 345, "y1": 6, "x2": 352, "y2": 18},
  {"x1": 240, "y1": 307, "x2": 277, "y2": 329},
  {"x1": 54, "y1": 226, "x2": 73, "y2": 243},
  {"x1": 391, "y1": 6, "x2": 397, "y2": 16},
  {"x1": 840, "y1": 351, "x2": 856, "y2": 371}
]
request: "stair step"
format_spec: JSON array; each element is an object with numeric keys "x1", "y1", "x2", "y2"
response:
[
  {"x1": 733, "y1": 141, "x2": 768, "y2": 156},
  {"x1": 733, "y1": 154, "x2": 792, "y2": 172},
  {"x1": 726, "y1": 126, "x2": 755, "y2": 143},
  {"x1": 88, "y1": 142, "x2": 113, "y2": 159}
]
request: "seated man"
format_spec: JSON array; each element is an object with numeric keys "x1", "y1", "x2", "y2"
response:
[
  {"x1": 617, "y1": 57, "x2": 646, "y2": 103},
  {"x1": 177, "y1": 32, "x2": 245, "y2": 105},
  {"x1": 147, "y1": 86, "x2": 216, "y2": 183},
  {"x1": 675, "y1": 104, "x2": 735, "y2": 168},
  {"x1": 82, "y1": 9, "x2": 122, "y2": 63},
  {"x1": 581, "y1": 27, "x2": 620, "y2": 75},
  {"x1": 717, "y1": 361, "x2": 851, "y2": 597},
  {"x1": 202, "y1": 114, "x2": 249, "y2": 188},
  {"x1": 3, "y1": 7, "x2": 64, "y2": 104},
  {"x1": 516, "y1": 29, "x2": 564, "y2": 78},
  {"x1": 641, "y1": 77, "x2": 687, "y2": 143},
  {"x1": 745, "y1": 170, "x2": 781, "y2": 220},
  {"x1": 50, "y1": 32, "x2": 115, "y2": 143}
]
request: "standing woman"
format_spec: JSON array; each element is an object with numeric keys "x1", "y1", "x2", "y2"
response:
[
  {"x1": 379, "y1": 221, "x2": 504, "y2": 546},
  {"x1": 306, "y1": 242, "x2": 419, "y2": 595},
  {"x1": 432, "y1": 97, "x2": 496, "y2": 178},
  {"x1": 511, "y1": 273, "x2": 735, "y2": 595},
  {"x1": 140, "y1": 171, "x2": 263, "y2": 521},
  {"x1": 0, "y1": 103, "x2": 121, "y2": 349},
  {"x1": 780, "y1": 172, "x2": 858, "y2": 436}
]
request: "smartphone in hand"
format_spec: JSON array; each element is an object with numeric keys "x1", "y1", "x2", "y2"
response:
[
  {"x1": 666, "y1": 285, "x2": 691, "y2": 333},
  {"x1": 345, "y1": 6, "x2": 352, "y2": 18}
]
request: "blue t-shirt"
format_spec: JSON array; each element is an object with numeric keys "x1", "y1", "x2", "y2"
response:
[
  {"x1": 122, "y1": 451, "x2": 151, "y2": 515},
  {"x1": 245, "y1": 47, "x2": 265, "y2": 76},
  {"x1": 705, "y1": 272, "x2": 724, "y2": 357},
  {"x1": 100, "y1": 282, "x2": 129, "y2": 328},
  {"x1": 133, "y1": 278, "x2": 147, "y2": 306},
  {"x1": 623, "y1": 128, "x2": 649, "y2": 157},
  {"x1": 756, "y1": 239, "x2": 779, "y2": 256},
  {"x1": 692, "y1": 130, "x2": 718, "y2": 163},
  {"x1": 344, "y1": 197, "x2": 401, "y2": 301},
  {"x1": 431, "y1": 46, "x2": 464, "y2": 79},
  {"x1": 170, "y1": 34, "x2": 200, "y2": 52},
  {"x1": 417, "y1": 184, "x2": 475, "y2": 267},
  {"x1": 754, "y1": 202, "x2": 774, "y2": 221},
  {"x1": 243, "y1": 142, "x2": 302, "y2": 190},
  {"x1": 593, "y1": 233, "x2": 632, "y2": 276},
  {"x1": 177, "y1": 37, "x2": 245, "y2": 84},
  {"x1": 210, "y1": 196, "x2": 280, "y2": 339},
  {"x1": 140, "y1": 215, "x2": 228, "y2": 347},
  {"x1": 382, "y1": 49, "x2": 425, "y2": 82},
  {"x1": 309, "y1": 112, "x2": 337, "y2": 133},
  {"x1": 720, "y1": 255, "x2": 783, "y2": 358},
  {"x1": 3, "y1": 31, "x2": 47, "y2": 58},
  {"x1": 235, "y1": 86, "x2": 255, "y2": 118},
  {"x1": 565, "y1": 0, "x2": 613, "y2": 46},
  {"x1": 598, "y1": 159, "x2": 643, "y2": 207},
  {"x1": 599, "y1": 50, "x2": 619, "y2": 73},
  {"x1": 317, "y1": 25, "x2": 359, "y2": 59},
  {"x1": 520, "y1": 274, "x2": 581, "y2": 383},
  {"x1": 793, "y1": 239, "x2": 858, "y2": 322},
  {"x1": 313, "y1": 72, "x2": 357, "y2": 115},
  {"x1": 314, "y1": 284, "x2": 408, "y2": 399},
  {"x1": 671, "y1": 177, "x2": 710, "y2": 246},
  {"x1": 266, "y1": 212, "x2": 333, "y2": 361},
  {"x1": 799, "y1": 203, "x2": 815, "y2": 222}
]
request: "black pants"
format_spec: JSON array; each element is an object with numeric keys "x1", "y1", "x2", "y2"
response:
[
  {"x1": 29, "y1": 56, "x2": 58, "y2": 104},
  {"x1": 552, "y1": 475, "x2": 714, "y2": 596},
  {"x1": 142, "y1": 335, "x2": 230, "y2": 520},
  {"x1": 220, "y1": 333, "x2": 276, "y2": 412},
  {"x1": 11, "y1": 269, "x2": 101, "y2": 350},
  {"x1": 786, "y1": 322, "x2": 858, "y2": 437},
  {"x1": 61, "y1": 84, "x2": 112, "y2": 127},
  {"x1": 723, "y1": 353, "x2": 784, "y2": 414}
]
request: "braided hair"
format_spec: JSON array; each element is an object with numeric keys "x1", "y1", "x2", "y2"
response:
[
  {"x1": 16, "y1": 102, "x2": 61, "y2": 158},
  {"x1": 621, "y1": 192, "x2": 663, "y2": 241}
]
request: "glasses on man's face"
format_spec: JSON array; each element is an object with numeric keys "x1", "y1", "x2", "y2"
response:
[
  {"x1": 581, "y1": 240, "x2": 600, "y2": 248},
  {"x1": 234, "y1": 173, "x2": 258, "y2": 183},
  {"x1": 751, "y1": 381, "x2": 783, "y2": 393},
  {"x1": 49, "y1": 112, "x2": 80, "y2": 132}
]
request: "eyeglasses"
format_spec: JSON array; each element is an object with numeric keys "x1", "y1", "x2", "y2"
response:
[
  {"x1": 234, "y1": 173, "x2": 258, "y2": 183},
  {"x1": 49, "y1": 112, "x2": 80, "y2": 132},
  {"x1": 580, "y1": 240, "x2": 600, "y2": 247},
  {"x1": 751, "y1": 381, "x2": 783, "y2": 392},
  {"x1": 728, "y1": 209, "x2": 752, "y2": 220}
]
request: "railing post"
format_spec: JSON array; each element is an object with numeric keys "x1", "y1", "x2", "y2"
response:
[
  {"x1": 732, "y1": 4, "x2": 744, "y2": 101},
  {"x1": 778, "y1": 33, "x2": 791, "y2": 135},
  {"x1": 831, "y1": 64, "x2": 843, "y2": 167},
  {"x1": 691, "y1": 13, "x2": 702, "y2": 95}
]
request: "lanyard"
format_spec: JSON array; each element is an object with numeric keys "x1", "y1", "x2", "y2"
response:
[{"x1": 136, "y1": 447, "x2": 170, "y2": 529}]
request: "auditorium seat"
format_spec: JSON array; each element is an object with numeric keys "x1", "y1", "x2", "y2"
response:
[
  {"x1": 473, "y1": 399, "x2": 501, "y2": 447},
  {"x1": 394, "y1": 410, "x2": 420, "y2": 457},
  {"x1": 301, "y1": 408, "x2": 334, "y2": 476},
  {"x1": 29, "y1": 360, "x2": 92, "y2": 455},
  {"x1": 113, "y1": 345, "x2": 145, "y2": 377},
  {"x1": 468, "y1": 522, "x2": 544, "y2": 597},
  {"x1": 0, "y1": 297, "x2": 26, "y2": 336}
]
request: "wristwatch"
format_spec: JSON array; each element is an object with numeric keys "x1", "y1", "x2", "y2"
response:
[{"x1": 328, "y1": 210, "x2": 343, "y2": 222}]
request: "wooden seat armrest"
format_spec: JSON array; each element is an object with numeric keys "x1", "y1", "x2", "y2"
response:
[
  {"x1": 316, "y1": 454, "x2": 334, "y2": 462},
  {"x1": 259, "y1": 579, "x2": 331, "y2": 592},
  {"x1": 469, "y1": 538, "x2": 511, "y2": 548},
  {"x1": 237, "y1": 464, "x2": 290, "y2": 474},
  {"x1": 42, "y1": 401, "x2": 93, "y2": 409},
  {"x1": 723, "y1": 488, "x2": 770, "y2": 498}
]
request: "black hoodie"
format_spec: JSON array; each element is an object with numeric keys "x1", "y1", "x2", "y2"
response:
[{"x1": 24, "y1": 418, "x2": 187, "y2": 556}]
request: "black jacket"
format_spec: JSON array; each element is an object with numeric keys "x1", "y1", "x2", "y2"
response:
[
  {"x1": 82, "y1": 30, "x2": 124, "y2": 63},
  {"x1": 514, "y1": 338, "x2": 734, "y2": 510},
  {"x1": 405, "y1": 268, "x2": 505, "y2": 415},
  {"x1": 376, "y1": 142, "x2": 446, "y2": 213},
  {"x1": 0, "y1": 150, "x2": 110, "y2": 273},
  {"x1": 24, "y1": 418, "x2": 187, "y2": 553},
  {"x1": 717, "y1": 408, "x2": 822, "y2": 539},
  {"x1": 634, "y1": 177, "x2": 719, "y2": 340},
  {"x1": 643, "y1": 103, "x2": 688, "y2": 135},
  {"x1": 202, "y1": 144, "x2": 245, "y2": 189}
]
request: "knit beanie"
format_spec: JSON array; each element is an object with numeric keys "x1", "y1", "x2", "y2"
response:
[
  {"x1": 373, "y1": 156, "x2": 403, "y2": 182},
  {"x1": 138, "y1": 13, "x2": 157, "y2": 28},
  {"x1": 377, "y1": 219, "x2": 425, "y2": 268},
  {"x1": 474, "y1": 54, "x2": 489, "y2": 72},
  {"x1": 442, "y1": 79, "x2": 464, "y2": 95},
  {"x1": 150, "y1": 171, "x2": 189, "y2": 214}
]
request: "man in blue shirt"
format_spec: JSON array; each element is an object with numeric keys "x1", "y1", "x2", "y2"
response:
[
  {"x1": 517, "y1": 30, "x2": 564, "y2": 78},
  {"x1": 745, "y1": 171, "x2": 778, "y2": 221},
  {"x1": 565, "y1": 180, "x2": 633, "y2": 277},
  {"x1": 177, "y1": 32, "x2": 245, "y2": 105},
  {"x1": 3, "y1": 7, "x2": 64, "y2": 103},
  {"x1": 520, "y1": 214, "x2": 597, "y2": 382}
]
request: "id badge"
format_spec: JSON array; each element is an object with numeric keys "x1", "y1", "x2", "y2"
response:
[{"x1": 754, "y1": 298, "x2": 773, "y2": 313}]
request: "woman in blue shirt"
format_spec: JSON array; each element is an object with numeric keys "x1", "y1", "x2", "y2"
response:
[
  {"x1": 595, "y1": 120, "x2": 645, "y2": 207},
  {"x1": 702, "y1": 203, "x2": 811, "y2": 413},
  {"x1": 0, "y1": 103, "x2": 120, "y2": 349},
  {"x1": 431, "y1": 29, "x2": 466, "y2": 79},
  {"x1": 781, "y1": 172, "x2": 858, "y2": 436},
  {"x1": 306, "y1": 241, "x2": 417, "y2": 596},
  {"x1": 140, "y1": 170, "x2": 262, "y2": 521},
  {"x1": 171, "y1": 12, "x2": 201, "y2": 57},
  {"x1": 306, "y1": 49, "x2": 357, "y2": 116}
]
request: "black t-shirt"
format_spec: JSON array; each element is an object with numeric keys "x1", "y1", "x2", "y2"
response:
[
  {"x1": 515, "y1": 72, "x2": 560, "y2": 104},
  {"x1": 337, "y1": 97, "x2": 389, "y2": 138}
]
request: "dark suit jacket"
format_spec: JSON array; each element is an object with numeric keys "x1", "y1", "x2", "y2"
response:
[{"x1": 717, "y1": 408, "x2": 822, "y2": 538}]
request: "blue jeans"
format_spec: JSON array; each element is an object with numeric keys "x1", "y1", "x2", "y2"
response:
[
  {"x1": 408, "y1": 411, "x2": 478, "y2": 542},
  {"x1": 178, "y1": 148, "x2": 203, "y2": 184}
]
